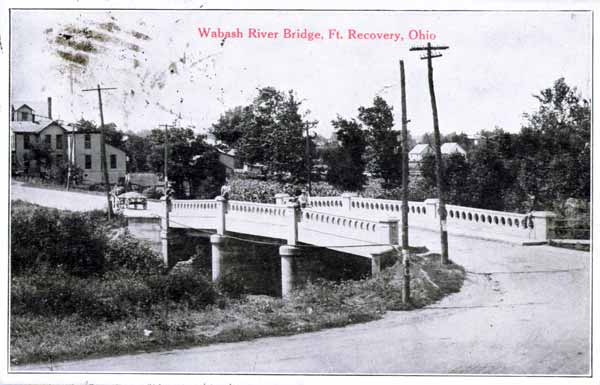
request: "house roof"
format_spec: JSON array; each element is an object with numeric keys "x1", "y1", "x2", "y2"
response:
[
  {"x1": 441, "y1": 142, "x2": 467, "y2": 154},
  {"x1": 13, "y1": 102, "x2": 51, "y2": 119},
  {"x1": 10, "y1": 118, "x2": 61, "y2": 134},
  {"x1": 409, "y1": 143, "x2": 431, "y2": 155}
]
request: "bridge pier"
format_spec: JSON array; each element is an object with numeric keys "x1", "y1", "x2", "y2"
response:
[
  {"x1": 370, "y1": 254, "x2": 382, "y2": 276},
  {"x1": 210, "y1": 234, "x2": 226, "y2": 282},
  {"x1": 279, "y1": 245, "x2": 301, "y2": 298}
]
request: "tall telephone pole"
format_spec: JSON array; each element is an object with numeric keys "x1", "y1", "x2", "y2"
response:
[
  {"x1": 83, "y1": 85, "x2": 117, "y2": 220},
  {"x1": 304, "y1": 123, "x2": 316, "y2": 195},
  {"x1": 409, "y1": 42, "x2": 450, "y2": 265},
  {"x1": 399, "y1": 60, "x2": 411, "y2": 304}
]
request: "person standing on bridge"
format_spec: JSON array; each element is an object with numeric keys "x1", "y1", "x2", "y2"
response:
[
  {"x1": 298, "y1": 189, "x2": 309, "y2": 208},
  {"x1": 220, "y1": 179, "x2": 231, "y2": 200}
]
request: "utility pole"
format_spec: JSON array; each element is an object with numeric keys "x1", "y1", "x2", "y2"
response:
[
  {"x1": 409, "y1": 42, "x2": 450, "y2": 264},
  {"x1": 158, "y1": 123, "x2": 174, "y2": 267},
  {"x1": 399, "y1": 60, "x2": 411, "y2": 304},
  {"x1": 304, "y1": 123, "x2": 316, "y2": 195},
  {"x1": 83, "y1": 84, "x2": 117, "y2": 220}
]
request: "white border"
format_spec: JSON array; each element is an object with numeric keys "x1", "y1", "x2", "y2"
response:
[{"x1": 0, "y1": 1, "x2": 596, "y2": 384}]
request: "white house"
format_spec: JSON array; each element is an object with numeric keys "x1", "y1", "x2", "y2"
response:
[
  {"x1": 441, "y1": 142, "x2": 467, "y2": 157},
  {"x1": 408, "y1": 143, "x2": 433, "y2": 162}
]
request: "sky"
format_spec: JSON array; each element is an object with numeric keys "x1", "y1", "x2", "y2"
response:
[{"x1": 10, "y1": 9, "x2": 592, "y2": 140}]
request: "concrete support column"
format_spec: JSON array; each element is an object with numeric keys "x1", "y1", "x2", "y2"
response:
[
  {"x1": 378, "y1": 218, "x2": 400, "y2": 245},
  {"x1": 531, "y1": 211, "x2": 557, "y2": 241},
  {"x1": 285, "y1": 202, "x2": 300, "y2": 246},
  {"x1": 341, "y1": 192, "x2": 357, "y2": 211},
  {"x1": 275, "y1": 193, "x2": 291, "y2": 205},
  {"x1": 370, "y1": 254, "x2": 382, "y2": 276},
  {"x1": 210, "y1": 234, "x2": 226, "y2": 282},
  {"x1": 280, "y1": 245, "x2": 301, "y2": 298},
  {"x1": 215, "y1": 196, "x2": 227, "y2": 235}
]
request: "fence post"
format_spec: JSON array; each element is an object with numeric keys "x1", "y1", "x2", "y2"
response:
[
  {"x1": 285, "y1": 202, "x2": 300, "y2": 245},
  {"x1": 275, "y1": 193, "x2": 291, "y2": 205},
  {"x1": 531, "y1": 211, "x2": 557, "y2": 241},
  {"x1": 215, "y1": 196, "x2": 227, "y2": 235},
  {"x1": 425, "y1": 198, "x2": 438, "y2": 219},
  {"x1": 377, "y1": 218, "x2": 400, "y2": 246},
  {"x1": 342, "y1": 192, "x2": 357, "y2": 211}
]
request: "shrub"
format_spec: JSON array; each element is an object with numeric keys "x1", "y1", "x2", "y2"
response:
[
  {"x1": 216, "y1": 270, "x2": 247, "y2": 299},
  {"x1": 104, "y1": 232, "x2": 165, "y2": 275},
  {"x1": 11, "y1": 268, "x2": 217, "y2": 321},
  {"x1": 11, "y1": 206, "x2": 107, "y2": 276},
  {"x1": 147, "y1": 269, "x2": 217, "y2": 310}
]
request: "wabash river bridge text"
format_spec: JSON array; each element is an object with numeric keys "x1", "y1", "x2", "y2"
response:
[{"x1": 197, "y1": 27, "x2": 437, "y2": 42}]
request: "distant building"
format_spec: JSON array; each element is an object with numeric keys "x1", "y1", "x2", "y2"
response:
[
  {"x1": 70, "y1": 131, "x2": 127, "y2": 184},
  {"x1": 441, "y1": 142, "x2": 467, "y2": 157},
  {"x1": 10, "y1": 98, "x2": 68, "y2": 174},
  {"x1": 408, "y1": 143, "x2": 433, "y2": 162},
  {"x1": 216, "y1": 148, "x2": 242, "y2": 176}
]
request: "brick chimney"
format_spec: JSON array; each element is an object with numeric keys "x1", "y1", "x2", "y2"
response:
[{"x1": 47, "y1": 97, "x2": 52, "y2": 120}]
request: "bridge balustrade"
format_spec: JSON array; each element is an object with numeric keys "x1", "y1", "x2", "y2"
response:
[
  {"x1": 170, "y1": 199, "x2": 218, "y2": 229},
  {"x1": 226, "y1": 200, "x2": 289, "y2": 239}
]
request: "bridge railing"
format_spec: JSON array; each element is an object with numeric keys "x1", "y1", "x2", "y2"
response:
[
  {"x1": 299, "y1": 208, "x2": 399, "y2": 247},
  {"x1": 171, "y1": 199, "x2": 218, "y2": 213},
  {"x1": 226, "y1": 200, "x2": 289, "y2": 239},
  {"x1": 309, "y1": 194, "x2": 556, "y2": 242}
]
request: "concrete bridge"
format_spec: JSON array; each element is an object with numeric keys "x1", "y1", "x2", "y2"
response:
[{"x1": 123, "y1": 193, "x2": 557, "y2": 297}]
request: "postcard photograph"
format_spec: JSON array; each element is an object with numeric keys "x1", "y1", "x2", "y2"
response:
[{"x1": 3, "y1": 4, "x2": 594, "y2": 381}]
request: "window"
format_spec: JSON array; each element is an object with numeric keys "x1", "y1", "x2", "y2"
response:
[
  {"x1": 110, "y1": 154, "x2": 117, "y2": 169},
  {"x1": 23, "y1": 134, "x2": 30, "y2": 150},
  {"x1": 56, "y1": 135, "x2": 63, "y2": 149},
  {"x1": 44, "y1": 135, "x2": 51, "y2": 145},
  {"x1": 19, "y1": 111, "x2": 29, "y2": 121},
  {"x1": 84, "y1": 134, "x2": 91, "y2": 149},
  {"x1": 85, "y1": 155, "x2": 92, "y2": 169}
]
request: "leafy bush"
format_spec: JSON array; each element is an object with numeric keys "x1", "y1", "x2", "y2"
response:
[
  {"x1": 104, "y1": 232, "x2": 165, "y2": 275},
  {"x1": 146, "y1": 269, "x2": 217, "y2": 310},
  {"x1": 216, "y1": 270, "x2": 248, "y2": 299},
  {"x1": 11, "y1": 205, "x2": 107, "y2": 276},
  {"x1": 11, "y1": 268, "x2": 217, "y2": 321}
]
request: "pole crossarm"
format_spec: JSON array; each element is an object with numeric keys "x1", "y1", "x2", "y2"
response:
[
  {"x1": 409, "y1": 45, "x2": 449, "y2": 51},
  {"x1": 82, "y1": 87, "x2": 117, "y2": 92}
]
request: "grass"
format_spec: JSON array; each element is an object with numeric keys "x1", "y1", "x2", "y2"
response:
[{"x1": 11, "y1": 252, "x2": 465, "y2": 367}]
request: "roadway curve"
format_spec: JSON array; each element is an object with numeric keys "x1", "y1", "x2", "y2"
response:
[{"x1": 11, "y1": 183, "x2": 591, "y2": 374}]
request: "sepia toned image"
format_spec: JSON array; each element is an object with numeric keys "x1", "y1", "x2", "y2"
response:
[{"x1": 3, "y1": 4, "x2": 593, "y2": 381}]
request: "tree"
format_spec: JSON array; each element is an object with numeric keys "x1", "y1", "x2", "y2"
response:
[
  {"x1": 324, "y1": 117, "x2": 367, "y2": 191},
  {"x1": 122, "y1": 130, "x2": 152, "y2": 172},
  {"x1": 210, "y1": 87, "x2": 315, "y2": 181},
  {"x1": 358, "y1": 96, "x2": 401, "y2": 189},
  {"x1": 148, "y1": 127, "x2": 225, "y2": 198},
  {"x1": 73, "y1": 119, "x2": 124, "y2": 148},
  {"x1": 211, "y1": 106, "x2": 252, "y2": 148},
  {"x1": 516, "y1": 78, "x2": 591, "y2": 209}
]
